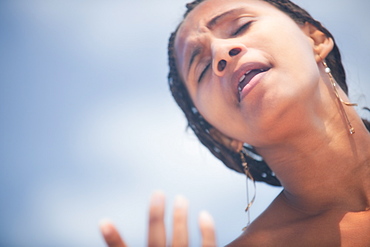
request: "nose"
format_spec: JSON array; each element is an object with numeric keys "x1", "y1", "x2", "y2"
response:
[
  {"x1": 216, "y1": 48, "x2": 242, "y2": 71},
  {"x1": 212, "y1": 41, "x2": 245, "y2": 76}
]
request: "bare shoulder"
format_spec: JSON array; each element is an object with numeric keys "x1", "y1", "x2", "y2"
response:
[
  {"x1": 225, "y1": 224, "x2": 278, "y2": 247},
  {"x1": 227, "y1": 193, "x2": 370, "y2": 247},
  {"x1": 226, "y1": 193, "x2": 298, "y2": 247}
]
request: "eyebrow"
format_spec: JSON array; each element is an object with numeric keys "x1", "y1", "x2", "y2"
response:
[{"x1": 207, "y1": 8, "x2": 244, "y2": 29}]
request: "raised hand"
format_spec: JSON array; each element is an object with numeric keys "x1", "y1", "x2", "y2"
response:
[{"x1": 100, "y1": 192, "x2": 217, "y2": 247}]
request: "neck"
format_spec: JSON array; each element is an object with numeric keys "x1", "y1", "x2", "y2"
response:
[{"x1": 256, "y1": 104, "x2": 370, "y2": 215}]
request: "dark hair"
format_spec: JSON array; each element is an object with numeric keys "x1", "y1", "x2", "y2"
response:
[{"x1": 168, "y1": 0, "x2": 370, "y2": 186}]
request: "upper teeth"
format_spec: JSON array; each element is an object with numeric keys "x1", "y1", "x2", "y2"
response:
[
  {"x1": 239, "y1": 74, "x2": 246, "y2": 83},
  {"x1": 239, "y1": 70, "x2": 251, "y2": 83},
  {"x1": 239, "y1": 68, "x2": 267, "y2": 83}
]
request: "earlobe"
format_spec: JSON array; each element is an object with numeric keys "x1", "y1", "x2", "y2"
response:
[
  {"x1": 230, "y1": 139, "x2": 243, "y2": 153},
  {"x1": 209, "y1": 128, "x2": 243, "y2": 152},
  {"x1": 302, "y1": 22, "x2": 334, "y2": 62}
]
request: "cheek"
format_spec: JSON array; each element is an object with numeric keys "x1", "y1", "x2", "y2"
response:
[
  {"x1": 262, "y1": 22, "x2": 320, "y2": 96},
  {"x1": 194, "y1": 85, "x2": 244, "y2": 137},
  {"x1": 258, "y1": 17, "x2": 315, "y2": 58},
  {"x1": 195, "y1": 85, "x2": 224, "y2": 123}
]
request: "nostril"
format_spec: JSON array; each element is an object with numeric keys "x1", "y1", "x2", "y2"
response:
[
  {"x1": 218, "y1": 59, "x2": 227, "y2": 72},
  {"x1": 229, "y1": 48, "x2": 241, "y2": 56}
]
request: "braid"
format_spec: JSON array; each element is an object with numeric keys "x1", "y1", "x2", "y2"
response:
[
  {"x1": 168, "y1": 0, "x2": 280, "y2": 186},
  {"x1": 168, "y1": 0, "x2": 369, "y2": 187},
  {"x1": 185, "y1": 0, "x2": 204, "y2": 16},
  {"x1": 363, "y1": 108, "x2": 370, "y2": 132}
]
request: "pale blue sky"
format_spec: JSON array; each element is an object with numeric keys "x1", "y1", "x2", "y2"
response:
[{"x1": 0, "y1": 0, "x2": 369, "y2": 246}]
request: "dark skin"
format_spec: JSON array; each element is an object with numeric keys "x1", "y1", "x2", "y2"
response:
[
  {"x1": 229, "y1": 193, "x2": 370, "y2": 246},
  {"x1": 174, "y1": 0, "x2": 370, "y2": 245},
  {"x1": 101, "y1": 0, "x2": 370, "y2": 246}
]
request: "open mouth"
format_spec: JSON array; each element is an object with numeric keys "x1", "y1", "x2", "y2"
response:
[{"x1": 238, "y1": 68, "x2": 270, "y2": 93}]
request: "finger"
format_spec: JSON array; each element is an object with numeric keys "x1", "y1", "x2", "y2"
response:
[
  {"x1": 199, "y1": 211, "x2": 217, "y2": 247},
  {"x1": 171, "y1": 195, "x2": 189, "y2": 247},
  {"x1": 100, "y1": 220, "x2": 128, "y2": 247},
  {"x1": 148, "y1": 191, "x2": 166, "y2": 247}
]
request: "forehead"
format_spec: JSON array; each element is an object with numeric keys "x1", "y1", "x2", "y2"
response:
[{"x1": 181, "y1": 0, "x2": 268, "y2": 28}]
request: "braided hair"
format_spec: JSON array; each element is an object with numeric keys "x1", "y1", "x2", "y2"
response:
[{"x1": 168, "y1": 0, "x2": 370, "y2": 186}]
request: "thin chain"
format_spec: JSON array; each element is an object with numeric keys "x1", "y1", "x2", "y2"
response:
[
  {"x1": 240, "y1": 149, "x2": 256, "y2": 230},
  {"x1": 323, "y1": 61, "x2": 357, "y2": 135}
]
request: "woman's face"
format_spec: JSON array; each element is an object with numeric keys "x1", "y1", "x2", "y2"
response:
[{"x1": 175, "y1": 0, "x2": 322, "y2": 147}]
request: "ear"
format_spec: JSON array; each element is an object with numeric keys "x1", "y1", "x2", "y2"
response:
[
  {"x1": 209, "y1": 128, "x2": 243, "y2": 152},
  {"x1": 302, "y1": 22, "x2": 334, "y2": 62}
]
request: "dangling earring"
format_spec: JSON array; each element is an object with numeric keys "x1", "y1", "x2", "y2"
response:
[
  {"x1": 322, "y1": 60, "x2": 358, "y2": 135},
  {"x1": 240, "y1": 148, "x2": 256, "y2": 231}
]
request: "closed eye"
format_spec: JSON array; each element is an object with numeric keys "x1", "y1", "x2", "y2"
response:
[
  {"x1": 198, "y1": 63, "x2": 211, "y2": 83},
  {"x1": 232, "y1": 22, "x2": 252, "y2": 36}
]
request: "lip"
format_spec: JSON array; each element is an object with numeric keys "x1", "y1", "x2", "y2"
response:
[{"x1": 232, "y1": 63, "x2": 271, "y2": 102}]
